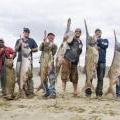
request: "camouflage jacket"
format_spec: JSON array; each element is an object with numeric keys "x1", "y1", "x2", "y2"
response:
[{"x1": 39, "y1": 41, "x2": 57, "y2": 63}]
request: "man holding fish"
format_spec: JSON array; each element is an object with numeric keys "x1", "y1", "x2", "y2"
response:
[
  {"x1": 95, "y1": 29, "x2": 109, "y2": 97},
  {"x1": 61, "y1": 28, "x2": 83, "y2": 97},
  {"x1": 0, "y1": 38, "x2": 15, "y2": 99},
  {"x1": 39, "y1": 32, "x2": 57, "y2": 99},
  {"x1": 15, "y1": 28, "x2": 38, "y2": 98}
]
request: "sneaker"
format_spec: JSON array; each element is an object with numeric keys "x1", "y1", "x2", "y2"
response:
[
  {"x1": 96, "y1": 91, "x2": 103, "y2": 97},
  {"x1": 42, "y1": 93, "x2": 49, "y2": 98},
  {"x1": 48, "y1": 94, "x2": 56, "y2": 99}
]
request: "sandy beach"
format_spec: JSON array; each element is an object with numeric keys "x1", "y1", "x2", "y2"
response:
[{"x1": 0, "y1": 70, "x2": 120, "y2": 120}]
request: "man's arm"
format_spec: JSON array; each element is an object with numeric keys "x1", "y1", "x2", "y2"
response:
[
  {"x1": 5, "y1": 47, "x2": 16, "y2": 59},
  {"x1": 14, "y1": 39, "x2": 21, "y2": 58},
  {"x1": 15, "y1": 39, "x2": 21, "y2": 52},
  {"x1": 97, "y1": 39, "x2": 109, "y2": 49},
  {"x1": 31, "y1": 39, "x2": 38, "y2": 53},
  {"x1": 31, "y1": 48, "x2": 38, "y2": 52}
]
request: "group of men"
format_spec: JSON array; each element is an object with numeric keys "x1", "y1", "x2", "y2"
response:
[
  {"x1": 0, "y1": 22, "x2": 120, "y2": 100},
  {"x1": 0, "y1": 28, "x2": 38, "y2": 99}
]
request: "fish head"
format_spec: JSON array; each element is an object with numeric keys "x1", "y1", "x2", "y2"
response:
[
  {"x1": 88, "y1": 36, "x2": 97, "y2": 47},
  {"x1": 5, "y1": 58, "x2": 14, "y2": 68},
  {"x1": 66, "y1": 31, "x2": 75, "y2": 43}
]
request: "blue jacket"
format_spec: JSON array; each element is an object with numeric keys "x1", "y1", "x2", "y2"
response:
[
  {"x1": 15, "y1": 38, "x2": 38, "y2": 62},
  {"x1": 97, "y1": 38, "x2": 109, "y2": 63}
]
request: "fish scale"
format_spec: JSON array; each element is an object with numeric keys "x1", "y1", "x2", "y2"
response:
[
  {"x1": 19, "y1": 41, "x2": 32, "y2": 98},
  {"x1": 105, "y1": 30, "x2": 120, "y2": 97}
]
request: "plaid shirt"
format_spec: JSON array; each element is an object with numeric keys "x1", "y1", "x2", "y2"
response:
[{"x1": 0, "y1": 47, "x2": 15, "y2": 72}]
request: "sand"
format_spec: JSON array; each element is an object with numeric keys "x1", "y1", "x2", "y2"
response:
[{"x1": 0, "y1": 71, "x2": 120, "y2": 120}]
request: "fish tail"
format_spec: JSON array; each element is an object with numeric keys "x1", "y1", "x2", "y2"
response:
[{"x1": 105, "y1": 87, "x2": 116, "y2": 97}]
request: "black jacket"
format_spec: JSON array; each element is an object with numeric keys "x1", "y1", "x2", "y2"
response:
[
  {"x1": 64, "y1": 38, "x2": 83, "y2": 65},
  {"x1": 97, "y1": 38, "x2": 109, "y2": 63}
]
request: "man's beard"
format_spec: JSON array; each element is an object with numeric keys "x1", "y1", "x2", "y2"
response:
[
  {"x1": 75, "y1": 35, "x2": 80, "y2": 38},
  {"x1": 25, "y1": 36, "x2": 29, "y2": 39},
  {"x1": 23, "y1": 36, "x2": 29, "y2": 41}
]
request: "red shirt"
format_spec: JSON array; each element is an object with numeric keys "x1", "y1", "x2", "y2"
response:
[{"x1": 0, "y1": 46, "x2": 15, "y2": 72}]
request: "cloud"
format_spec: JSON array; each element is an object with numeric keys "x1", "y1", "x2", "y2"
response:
[{"x1": 0, "y1": 0, "x2": 119, "y2": 67}]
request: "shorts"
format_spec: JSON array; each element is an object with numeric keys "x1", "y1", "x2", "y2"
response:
[{"x1": 61, "y1": 58, "x2": 78, "y2": 84}]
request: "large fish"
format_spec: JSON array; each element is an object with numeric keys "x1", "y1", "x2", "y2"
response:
[
  {"x1": 5, "y1": 58, "x2": 15, "y2": 100},
  {"x1": 84, "y1": 20, "x2": 99, "y2": 91},
  {"x1": 19, "y1": 41, "x2": 32, "y2": 98},
  {"x1": 55, "y1": 18, "x2": 74, "y2": 77},
  {"x1": 36, "y1": 30, "x2": 54, "y2": 92},
  {"x1": 39, "y1": 43, "x2": 54, "y2": 80},
  {"x1": 105, "y1": 30, "x2": 120, "y2": 97}
]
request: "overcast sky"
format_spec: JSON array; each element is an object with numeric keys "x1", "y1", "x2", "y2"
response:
[{"x1": 0, "y1": 0, "x2": 120, "y2": 67}]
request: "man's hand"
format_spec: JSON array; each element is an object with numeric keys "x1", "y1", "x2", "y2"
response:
[
  {"x1": 93, "y1": 35, "x2": 98, "y2": 42},
  {"x1": 31, "y1": 48, "x2": 38, "y2": 52},
  {"x1": 18, "y1": 35, "x2": 23, "y2": 46},
  {"x1": 9, "y1": 54, "x2": 14, "y2": 59},
  {"x1": 97, "y1": 46, "x2": 101, "y2": 51},
  {"x1": 49, "y1": 42, "x2": 54, "y2": 48}
]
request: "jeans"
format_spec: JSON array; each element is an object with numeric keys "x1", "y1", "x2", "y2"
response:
[
  {"x1": 0, "y1": 68, "x2": 6, "y2": 95},
  {"x1": 96, "y1": 63, "x2": 106, "y2": 96},
  {"x1": 43, "y1": 67, "x2": 56, "y2": 96},
  {"x1": 116, "y1": 76, "x2": 120, "y2": 97}
]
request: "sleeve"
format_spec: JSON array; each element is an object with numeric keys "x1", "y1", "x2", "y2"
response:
[
  {"x1": 5, "y1": 47, "x2": 16, "y2": 59},
  {"x1": 28, "y1": 39, "x2": 38, "y2": 52},
  {"x1": 97, "y1": 39, "x2": 109, "y2": 49},
  {"x1": 15, "y1": 39, "x2": 21, "y2": 52},
  {"x1": 31, "y1": 39, "x2": 38, "y2": 49}
]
